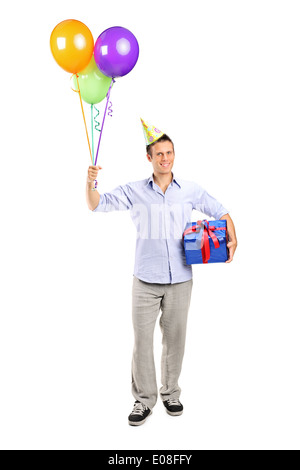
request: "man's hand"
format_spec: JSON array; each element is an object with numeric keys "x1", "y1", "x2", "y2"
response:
[
  {"x1": 87, "y1": 165, "x2": 102, "y2": 183},
  {"x1": 226, "y1": 239, "x2": 237, "y2": 263},
  {"x1": 86, "y1": 165, "x2": 101, "y2": 211},
  {"x1": 220, "y1": 213, "x2": 238, "y2": 263}
]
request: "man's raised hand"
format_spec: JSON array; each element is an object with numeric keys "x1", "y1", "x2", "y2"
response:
[{"x1": 87, "y1": 165, "x2": 102, "y2": 183}]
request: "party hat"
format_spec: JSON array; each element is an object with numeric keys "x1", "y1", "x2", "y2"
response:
[{"x1": 140, "y1": 118, "x2": 164, "y2": 145}]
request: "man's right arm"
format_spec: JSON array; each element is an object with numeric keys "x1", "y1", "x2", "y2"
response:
[{"x1": 86, "y1": 165, "x2": 101, "y2": 211}]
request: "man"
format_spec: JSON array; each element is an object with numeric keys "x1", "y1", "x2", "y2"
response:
[{"x1": 86, "y1": 119, "x2": 237, "y2": 426}]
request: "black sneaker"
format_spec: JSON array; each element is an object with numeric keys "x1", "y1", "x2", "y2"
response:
[
  {"x1": 128, "y1": 400, "x2": 152, "y2": 426},
  {"x1": 163, "y1": 398, "x2": 183, "y2": 416}
]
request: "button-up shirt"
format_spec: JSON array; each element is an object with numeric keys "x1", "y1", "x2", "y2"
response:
[{"x1": 93, "y1": 174, "x2": 228, "y2": 284}]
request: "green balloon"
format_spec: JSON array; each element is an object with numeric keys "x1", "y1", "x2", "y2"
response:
[{"x1": 73, "y1": 55, "x2": 112, "y2": 104}]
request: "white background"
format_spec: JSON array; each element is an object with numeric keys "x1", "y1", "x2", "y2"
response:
[{"x1": 0, "y1": 0, "x2": 299, "y2": 450}]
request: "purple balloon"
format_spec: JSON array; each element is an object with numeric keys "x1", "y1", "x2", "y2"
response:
[{"x1": 94, "y1": 26, "x2": 139, "y2": 78}]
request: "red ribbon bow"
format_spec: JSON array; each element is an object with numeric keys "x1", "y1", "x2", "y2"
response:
[{"x1": 183, "y1": 220, "x2": 226, "y2": 264}]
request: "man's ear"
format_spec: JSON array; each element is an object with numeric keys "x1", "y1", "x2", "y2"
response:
[{"x1": 146, "y1": 153, "x2": 152, "y2": 162}]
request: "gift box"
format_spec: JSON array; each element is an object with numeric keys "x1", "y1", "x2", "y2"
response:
[{"x1": 183, "y1": 219, "x2": 228, "y2": 264}]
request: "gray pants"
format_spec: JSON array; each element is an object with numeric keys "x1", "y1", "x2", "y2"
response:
[{"x1": 131, "y1": 276, "x2": 193, "y2": 410}]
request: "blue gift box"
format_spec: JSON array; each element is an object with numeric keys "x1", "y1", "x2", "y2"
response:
[{"x1": 183, "y1": 219, "x2": 228, "y2": 264}]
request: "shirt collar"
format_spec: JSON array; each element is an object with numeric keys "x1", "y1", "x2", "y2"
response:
[{"x1": 147, "y1": 173, "x2": 181, "y2": 189}]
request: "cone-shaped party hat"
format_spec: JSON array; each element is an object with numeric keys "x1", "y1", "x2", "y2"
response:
[{"x1": 140, "y1": 118, "x2": 164, "y2": 145}]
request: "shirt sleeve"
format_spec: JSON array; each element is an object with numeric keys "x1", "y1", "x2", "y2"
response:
[
  {"x1": 192, "y1": 183, "x2": 229, "y2": 219},
  {"x1": 92, "y1": 184, "x2": 133, "y2": 212}
]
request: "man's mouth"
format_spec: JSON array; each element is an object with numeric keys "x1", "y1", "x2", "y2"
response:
[{"x1": 160, "y1": 163, "x2": 170, "y2": 167}]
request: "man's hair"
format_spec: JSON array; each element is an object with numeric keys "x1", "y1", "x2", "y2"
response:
[{"x1": 146, "y1": 134, "x2": 174, "y2": 157}]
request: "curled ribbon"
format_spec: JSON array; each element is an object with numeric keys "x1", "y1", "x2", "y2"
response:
[
  {"x1": 107, "y1": 101, "x2": 113, "y2": 117},
  {"x1": 94, "y1": 105, "x2": 101, "y2": 132}
]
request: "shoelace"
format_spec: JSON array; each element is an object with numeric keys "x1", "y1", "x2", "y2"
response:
[
  {"x1": 167, "y1": 398, "x2": 181, "y2": 406},
  {"x1": 131, "y1": 402, "x2": 148, "y2": 416}
]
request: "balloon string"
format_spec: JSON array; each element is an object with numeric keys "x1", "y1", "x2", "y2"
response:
[
  {"x1": 92, "y1": 104, "x2": 99, "y2": 188},
  {"x1": 72, "y1": 74, "x2": 93, "y2": 164},
  {"x1": 91, "y1": 104, "x2": 94, "y2": 165},
  {"x1": 94, "y1": 78, "x2": 115, "y2": 166}
]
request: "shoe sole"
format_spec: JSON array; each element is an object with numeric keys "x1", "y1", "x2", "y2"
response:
[
  {"x1": 128, "y1": 410, "x2": 152, "y2": 426},
  {"x1": 166, "y1": 409, "x2": 183, "y2": 416}
]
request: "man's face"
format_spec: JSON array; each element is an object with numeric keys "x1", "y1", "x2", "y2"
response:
[{"x1": 147, "y1": 141, "x2": 175, "y2": 175}]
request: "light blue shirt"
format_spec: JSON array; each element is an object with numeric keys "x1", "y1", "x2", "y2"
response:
[{"x1": 93, "y1": 174, "x2": 228, "y2": 284}]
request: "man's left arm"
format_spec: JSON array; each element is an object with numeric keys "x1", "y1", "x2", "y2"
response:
[
  {"x1": 220, "y1": 213, "x2": 237, "y2": 263},
  {"x1": 192, "y1": 184, "x2": 237, "y2": 263}
]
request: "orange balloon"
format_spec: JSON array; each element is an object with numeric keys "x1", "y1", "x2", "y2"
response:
[{"x1": 50, "y1": 19, "x2": 94, "y2": 73}]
